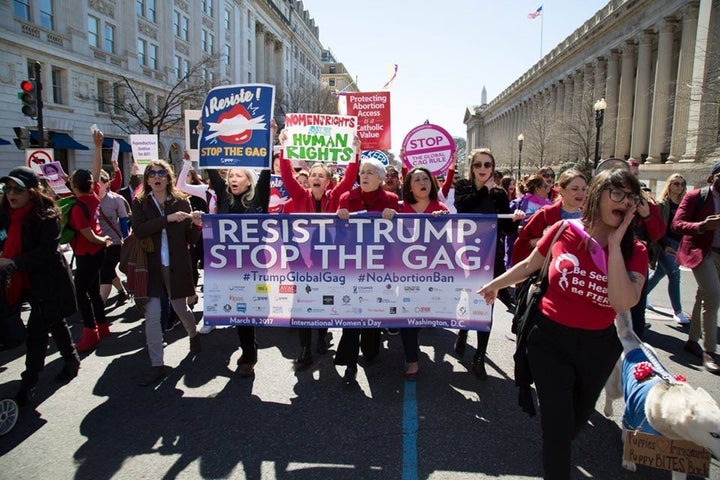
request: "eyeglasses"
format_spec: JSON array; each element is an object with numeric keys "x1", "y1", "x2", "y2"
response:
[
  {"x1": 2, "y1": 185, "x2": 28, "y2": 195},
  {"x1": 542, "y1": 173, "x2": 555, "y2": 179},
  {"x1": 471, "y1": 162, "x2": 493, "y2": 169},
  {"x1": 608, "y1": 188, "x2": 641, "y2": 205},
  {"x1": 147, "y1": 169, "x2": 168, "y2": 178},
  {"x1": 671, "y1": 181, "x2": 686, "y2": 187},
  {"x1": 386, "y1": 172, "x2": 399, "y2": 178}
]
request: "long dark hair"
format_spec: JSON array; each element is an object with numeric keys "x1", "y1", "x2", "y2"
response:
[
  {"x1": 582, "y1": 169, "x2": 640, "y2": 261},
  {"x1": 402, "y1": 167, "x2": 439, "y2": 204},
  {"x1": 0, "y1": 185, "x2": 60, "y2": 223}
]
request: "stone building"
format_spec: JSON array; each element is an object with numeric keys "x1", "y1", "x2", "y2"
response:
[
  {"x1": 465, "y1": 0, "x2": 719, "y2": 189},
  {"x1": 0, "y1": 0, "x2": 336, "y2": 177}
]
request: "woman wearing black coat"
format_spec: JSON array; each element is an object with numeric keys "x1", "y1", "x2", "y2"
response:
[
  {"x1": 0, "y1": 167, "x2": 79, "y2": 405},
  {"x1": 454, "y1": 149, "x2": 524, "y2": 379}
]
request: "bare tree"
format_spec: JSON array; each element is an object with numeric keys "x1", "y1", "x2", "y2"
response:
[
  {"x1": 87, "y1": 56, "x2": 220, "y2": 139},
  {"x1": 277, "y1": 83, "x2": 338, "y2": 118},
  {"x1": 562, "y1": 101, "x2": 596, "y2": 169},
  {"x1": 524, "y1": 96, "x2": 561, "y2": 169}
]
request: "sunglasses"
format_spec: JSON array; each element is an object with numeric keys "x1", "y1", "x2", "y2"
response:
[
  {"x1": 472, "y1": 162, "x2": 493, "y2": 169},
  {"x1": 542, "y1": 173, "x2": 555, "y2": 179},
  {"x1": 3, "y1": 185, "x2": 28, "y2": 195},
  {"x1": 608, "y1": 188, "x2": 641, "y2": 205},
  {"x1": 147, "y1": 169, "x2": 168, "y2": 178},
  {"x1": 671, "y1": 181, "x2": 686, "y2": 187}
]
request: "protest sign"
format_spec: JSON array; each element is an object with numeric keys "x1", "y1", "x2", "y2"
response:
[
  {"x1": 401, "y1": 123, "x2": 455, "y2": 175},
  {"x1": 199, "y1": 84, "x2": 274, "y2": 169},
  {"x1": 283, "y1": 113, "x2": 357, "y2": 164},
  {"x1": 268, "y1": 174, "x2": 289, "y2": 213},
  {"x1": 202, "y1": 213, "x2": 497, "y2": 330},
  {"x1": 129, "y1": 134, "x2": 159, "y2": 165},
  {"x1": 40, "y1": 161, "x2": 70, "y2": 194},
  {"x1": 623, "y1": 431, "x2": 710, "y2": 477},
  {"x1": 361, "y1": 150, "x2": 389, "y2": 165},
  {"x1": 184, "y1": 109, "x2": 201, "y2": 163},
  {"x1": 339, "y1": 92, "x2": 391, "y2": 150}
]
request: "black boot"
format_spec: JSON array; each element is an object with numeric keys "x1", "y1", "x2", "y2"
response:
[
  {"x1": 454, "y1": 330, "x2": 468, "y2": 357},
  {"x1": 343, "y1": 366, "x2": 357, "y2": 384},
  {"x1": 295, "y1": 346, "x2": 313, "y2": 366},
  {"x1": 55, "y1": 357, "x2": 81, "y2": 382},
  {"x1": 471, "y1": 352, "x2": 488, "y2": 380}
]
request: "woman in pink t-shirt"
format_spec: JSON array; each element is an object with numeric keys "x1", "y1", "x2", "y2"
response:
[{"x1": 478, "y1": 168, "x2": 648, "y2": 480}]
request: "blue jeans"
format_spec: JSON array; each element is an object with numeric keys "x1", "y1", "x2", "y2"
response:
[{"x1": 646, "y1": 238, "x2": 682, "y2": 314}]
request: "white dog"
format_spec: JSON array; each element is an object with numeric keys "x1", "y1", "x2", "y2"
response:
[{"x1": 604, "y1": 311, "x2": 720, "y2": 479}]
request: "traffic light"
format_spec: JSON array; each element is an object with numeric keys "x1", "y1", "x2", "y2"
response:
[{"x1": 19, "y1": 80, "x2": 37, "y2": 118}]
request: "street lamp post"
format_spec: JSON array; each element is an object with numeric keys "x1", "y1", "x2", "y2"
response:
[
  {"x1": 593, "y1": 98, "x2": 607, "y2": 170},
  {"x1": 517, "y1": 134, "x2": 524, "y2": 182}
]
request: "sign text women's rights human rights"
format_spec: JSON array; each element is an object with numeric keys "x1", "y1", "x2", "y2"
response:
[
  {"x1": 199, "y1": 84, "x2": 275, "y2": 169},
  {"x1": 201, "y1": 213, "x2": 498, "y2": 331},
  {"x1": 283, "y1": 113, "x2": 358, "y2": 164},
  {"x1": 401, "y1": 123, "x2": 455, "y2": 175}
]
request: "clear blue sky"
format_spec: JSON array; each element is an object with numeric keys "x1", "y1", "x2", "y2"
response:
[{"x1": 302, "y1": 0, "x2": 608, "y2": 153}]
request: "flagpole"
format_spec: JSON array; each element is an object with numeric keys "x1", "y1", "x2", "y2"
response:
[{"x1": 540, "y1": 7, "x2": 544, "y2": 59}]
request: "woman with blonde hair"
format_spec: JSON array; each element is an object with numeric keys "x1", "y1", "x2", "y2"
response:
[{"x1": 646, "y1": 173, "x2": 689, "y2": 324}]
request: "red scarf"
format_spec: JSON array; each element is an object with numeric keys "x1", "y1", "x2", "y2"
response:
[{"x1": 2, "y1": 204, "x2": 33, "y2": 304}]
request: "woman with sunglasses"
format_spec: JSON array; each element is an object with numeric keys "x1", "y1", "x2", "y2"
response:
[
  {"x1": 645, "y1": 174, "x2": 689, "y2": 324},
  {"x1": 278, "y1": 131, "x2": 361, "y2": 367},
  {"x1": 478, "y1": 168, "x2": 648, "y2": 480},
  {"x1": 131, "y1": 161, "x2": 204, "y2": 386},
  {"x1": 0, "y1": 167, "x2": 80, "y2": 405},
  {"x1": 453, "y1": 148, "x2": 525, "y2": 379}
]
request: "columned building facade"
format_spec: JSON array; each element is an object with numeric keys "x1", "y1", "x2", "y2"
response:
[
  {"x1": 465, "y1": 0, "x2": 719, "y2": 188},
  {"x1": 0, "y1": 0, "x2": 326, "y2": 176}
]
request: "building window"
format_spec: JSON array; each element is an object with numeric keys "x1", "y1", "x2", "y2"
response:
[
  {"x1": 202, "y1": 30, "x2": 214, "y2": 54},
  {"x1": 224, "y1": 44, "x2": 231, "y2": 64},
  {"x1": 181, "y1": 16, "x2": 188, "y2": 41},
  {"x1": 247, "y1": 39, "x2": 252, "y2": 62},
  {"x1": 145, "y1": 93, "x2": 153, "y2": 113},
  {"x1": 39, "y1": 0, "x2": 53, "y2": 30},
  {"x1": 51, "y1": 67, "x2": 64, "y2": 104},
  {"x1": 136, "y1": 0, "x2": 143, "y2": 16},
  {"x1": 104, "y1": 24, "x2": 115, "y2": 53},
  {"x1": 147, "y1": 0, "x2": 156, "y2": 22},
  {"x1": 113, "y1": 83, "x2": 123, "y2": 114},
  {"x1": 136, "y1": 0, "x2": 155, "y2": 22},
  {"x1": 174, "y1": 55, "x2": 181, "y2": 79},
  {"x1": 173, "y1": 10, "x2": 180, "y2": 36},
  {"x1": 328, "y1": 78, "x2": 335, "y2": 87},
  {"x1": 201, "y1": 0, "x2": 213, "y2": 16},
  {"x1": 148, "y1": 43, "x2": 158, "y2": 69},
  {"x1": 224, "y1": 9, "x2": 231, "y2": 30},
  {"x1": 14, "y1": 0, "x2": 30, "y2": 21},
  {"x1": 248, "y1": 72, "x2": 252, "y2": 82},
  {"x1": 97, "y1": 79, "x2": 109, "y2": 112},
  {"x1": 88, "y1": 16, "x2": 99, "y2": 48},
  {"x1": 329, "y1": 65, "x2": 336, "y2": 74},
  {"x1": 138, "y1": 39, "x2": 146, "y2": 66}
]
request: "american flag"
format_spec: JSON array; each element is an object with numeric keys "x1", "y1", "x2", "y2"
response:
[{"x1": 527, "y1": 6, "x2": 543, "y2": 19}]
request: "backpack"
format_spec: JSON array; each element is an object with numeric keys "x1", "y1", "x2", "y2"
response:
[{"x1": 58, "y1": 196, "x2": 91, "y2": 244}]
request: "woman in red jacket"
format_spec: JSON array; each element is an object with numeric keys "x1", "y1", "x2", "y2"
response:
[
  {"x1": 334, "y1": 158, "x2": 399, "y2": 384},
  {"x1": 279, "y1": 132, "x2": 360, "y2": 366}
]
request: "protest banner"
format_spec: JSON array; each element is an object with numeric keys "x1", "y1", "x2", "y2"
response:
[
  {"x1": 339, "y1": 92, "x2": 391, "y2": 150},
  {"x1": 129, "y1": 134, "x2": 159, "y2": 165},
  {"x1": 401, "y1": 123, "x2": 455, "y2": 175},
  {"x1": 283, "y1": 113, "x2": 357, "y2": 164},
  {"x1": 199, "y1": 84, "x2": 275, "y2": 169},
  {"x1": 202, "y1": 213, "x2": 497, "y2": 330}
]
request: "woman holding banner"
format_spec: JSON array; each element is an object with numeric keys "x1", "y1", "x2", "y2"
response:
[
  {"x1": 207, "y1": 159, "x2": 271, "y2": 378},
  {"x1": 453, "y1": 148, "x2": 525, "y2": 380},
  {"x1": 398, "y1": 167, "x2": 449, "y2": 379},
  {"x1": 278, "y1": 131, "x2": 361, "y2": 367},
  {"x1": 334, "y1": 157, "x2": 399, "y2": 384}
]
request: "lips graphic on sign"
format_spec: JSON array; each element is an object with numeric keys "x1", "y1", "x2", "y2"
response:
[{"x1": 216, "y1": 104, "x2": 253, "y2": 144}]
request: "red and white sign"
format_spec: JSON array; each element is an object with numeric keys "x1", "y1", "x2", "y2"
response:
[
  {"x1": 25, "y1": 148, "x2": 54, "y2": 174},
  {"x1": 401, "y1": 124, "x2": 455, "y2": 175},
  {"x1": 339, "y1": 92, "x2": 391, "y2": 150}
]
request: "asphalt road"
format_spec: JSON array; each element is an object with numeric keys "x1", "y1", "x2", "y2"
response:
[{"x1": 0, "y1": 267, "x2": 718, "y2": 480}]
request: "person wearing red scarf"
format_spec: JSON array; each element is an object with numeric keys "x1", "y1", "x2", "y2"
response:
[{"x1": 0, "y1": 167, "x2": 79, "y2": 406}]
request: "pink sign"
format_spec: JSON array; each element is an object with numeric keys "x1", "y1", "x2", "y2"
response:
[{"x1": 401, "y1": 124, "x2": 455, "y2": 175}]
